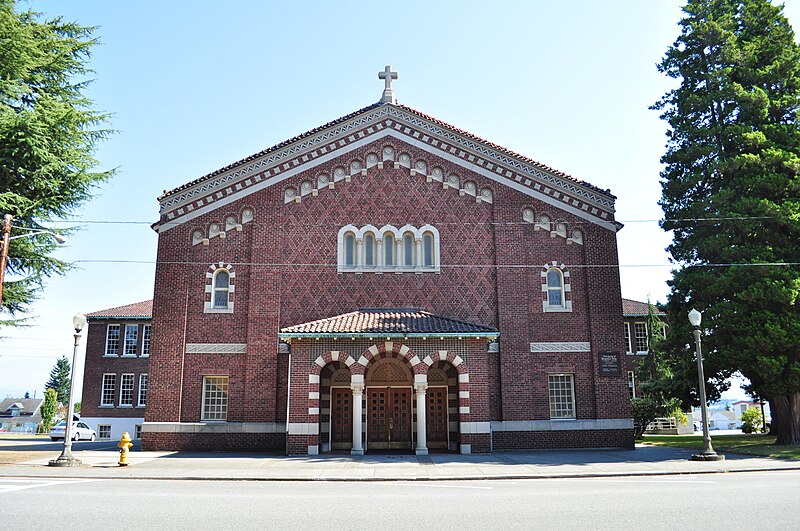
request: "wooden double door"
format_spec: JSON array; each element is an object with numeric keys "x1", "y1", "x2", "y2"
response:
[{"x1": 368, "y1": 388, "x2": 411, "y2": 449}]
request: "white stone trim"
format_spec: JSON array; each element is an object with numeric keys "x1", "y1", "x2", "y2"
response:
[
  {"x1": 308, "y1": 445, "x2": 319, "y2": 455},
  {"x1": 490, "y1": 419, "x2": 634, "y2": 432},
  {"x1": 368, "y1": 345, "x2": 379, "y2": 356},
  {"x1": 308, "y1": 374, "x2": 320, "y2": 384},
  {"x1": 414, "y1": 374, "x2": 428, "y2": 384},
  {"x1": 458, "y1": 406, "x2": 470, "y2": 415},
  {"x1": 459, "y1": 391, "x2": 470, "y2": 399},
  {"x1": 337, "y1": 224, "x2": 440, "y2": 274},
  {"x1": 423, "y1": 356, "x2": 434, "y2": 366},
  {"x1": 142, "y1": 422, "x2": 285, "y2": 434},
  {"x1": 288, "y1": 422, "x2": 320, "y2": 435},
  {"x1": 398, "y1": 344, "x2": 410, "y2": 356},
  {"x1": 458, "y1": 373, "x2": 469, "y2": 383},
  {"x1": 308, "y1": 391, "x2": 320, "y2": 400},
  {"x1": 158, "y1": 116, "x2": 616, "y2": 233},
  {"x1": 459, "y1": 421, "x2": 491, "y2": 434},
  {"x1": 530, "y1": 342, "x2": 591, "y2": 353},
  {"x1": 460, "y1": 444, "x2": 472, "y2": 454},
  {"x1": 308, "y1": 407, "x2": 319, "y2": 415},
  {"x1": 185, "y1": 343, "x2": 247, "y2": 354},
  {"x1": 409, "y1": 355, "x2": 421, "y2": 366}
]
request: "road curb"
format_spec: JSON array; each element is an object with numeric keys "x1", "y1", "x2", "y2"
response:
[{"x1": 1, "y1": 466, "x2": 799, "y2": 482}]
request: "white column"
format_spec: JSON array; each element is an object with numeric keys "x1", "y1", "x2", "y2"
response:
[
  {"x1": 396, "y1": 238, "x2": 403, "y2": 273},
  {"x1": 415, "y1": 238, "x2": 423, "y2": 273},
  {"x1": 415, "y1": 379, "x2": 428, "y2": 455},
  {"x1": 351, "y1": 382, "x2": 364, "y2": 456},
  {"x1": 376, "y1": 239, "x2": 383, "y2": 271},
  {"x1": 355, "y1": 238, "x2": 363, "y2": 273}
]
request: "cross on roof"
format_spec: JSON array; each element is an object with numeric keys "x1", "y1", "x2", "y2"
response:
[{"x1": 378, "y1": 65, "x2": 398, "y2": 104}]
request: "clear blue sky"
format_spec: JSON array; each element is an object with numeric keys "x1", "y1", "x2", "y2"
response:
[{"x1": 3, "y1": 0, "x2": 799, "y2": 399}]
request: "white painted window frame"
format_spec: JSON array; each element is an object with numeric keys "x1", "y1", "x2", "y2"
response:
[
  {"x1": 548, "y1": 373, "x2": 576, "y2": 419},
  {"x1": 624, "y1": 322, "x2": 633, "y2": 354},
  {"x1": 141, "y1": 325, "x2": 151, "y2": 357},
  {"x1": 100, "y1": 373, "x2": 116, "y2": 407},
  {"x1": 123, "y1": 324, "x2": 138, "y2": 357},
  {"x1": 97, "y1": 424, "x2": 112, "y2": 440},
  {"x1": 634, "y1": 322, "x2": 648, "y2": 354},
  {"x1": 119, "y1": 373, "x2": 135, "y2": 407},
  {"x1": 104, "y1": 324, "x2": 120, "y2": 357},
  {"x1": 542, "y1": 263, "x2": 572, "y2": 313},
  {"x1": 201, "y1": 375, "x2": 229, "y2": 421},
  {"x1": 138, "y1": 373, "x2": 148, "y2": 407}
]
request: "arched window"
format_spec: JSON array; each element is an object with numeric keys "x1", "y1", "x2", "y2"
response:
[
  {"x1": 546, "y1": 268, "x2": 564, "y2": 307},
  {"x1": 212, "y1": 270, "x2": 230, "y2": 309},
  {"x1": 364, "y1": 233, "x2": 375, "y2": 267},
  {"x1": 384, "y1": 234, "x2": 395, "y2": 266},
  {"x1": 403, "y1": 233, "x2": 414, "y2": 267},
  {"x1": 344, "y1": 233, "x2": 355, "y2": 268},
  {"x1": 423, "y1": 232, "x2": 434, "y2": 268}
]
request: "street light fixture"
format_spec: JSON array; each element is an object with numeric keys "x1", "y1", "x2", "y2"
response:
[
  {"x1": 0, "y1": 214, "x2": 67, "y2": 308},
  {"x1": 688, "y1": 308, "x2": 725, "y2": 461},
  {"x1": 49, "y1": 313, "x2": 87, "y2": 467}
]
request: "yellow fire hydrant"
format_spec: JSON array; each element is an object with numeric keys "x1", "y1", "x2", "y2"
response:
[{"x1": 118, "y1": 432, "x2": 133, "y2": 466}]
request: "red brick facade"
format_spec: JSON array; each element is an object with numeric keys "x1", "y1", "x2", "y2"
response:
[{"x1": 140, "y1": 100, "x2": 634, "y2": 454}]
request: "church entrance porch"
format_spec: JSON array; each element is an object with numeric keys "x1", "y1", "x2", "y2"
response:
[{"x1": 367, "y1": 387, "x2": 412, "y2": 449}]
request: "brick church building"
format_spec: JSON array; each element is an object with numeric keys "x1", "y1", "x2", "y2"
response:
[{"x1": 142, "y1": 67, "x2": 633, "y2": 454}]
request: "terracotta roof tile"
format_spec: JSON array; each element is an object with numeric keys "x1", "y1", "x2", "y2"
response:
[
  {"x1": 159, "y1": 101, "x2": 615, "y2": 202},
  {"x1": 622, "y1": 298, "x2": 664, "y2": 317},
  {"x1": 86, "y1": 300, "x2": 153, "y2": 319},
  {"x1": 280, "y1": 308, "x2": 498, "y2": 337}
]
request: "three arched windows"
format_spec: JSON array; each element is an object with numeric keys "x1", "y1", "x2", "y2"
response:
[{"x1": 338, "y1": 225, "x2": 440, "y2": 273}]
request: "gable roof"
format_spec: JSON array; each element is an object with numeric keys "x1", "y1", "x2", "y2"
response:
[
  {"x1": 86, "y1": 300, "x2": 153, "y2": 319},
  {"x1": 622, "y1": 298, "x2": 665, "y2": 317},
  {"x1": 156, "y1": 101, "x2": 619, "y2": 233},
  {"x1": 0, "y1": 398, "x2": 43, "y2": 416},
  {"x1": 279, "y1": 308, "x2": 499, "y2": 339}
]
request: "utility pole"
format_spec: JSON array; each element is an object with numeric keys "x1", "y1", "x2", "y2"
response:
[{"x1": 0, "y1": 214, "x2": 12, "y2": 308}]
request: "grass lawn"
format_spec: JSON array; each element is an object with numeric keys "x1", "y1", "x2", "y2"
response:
[{"x1": 642, "y1": 433, "x2": 800, "y2": 459}]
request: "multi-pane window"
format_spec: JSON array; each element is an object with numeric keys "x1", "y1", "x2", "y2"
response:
[
  {"x1": 627, "y1": 371, "x2": 636, "y2": 399},
  {"x1": 624, "y1": 323, "x2": 633, "y2": 354},
  {"x1": 119, "y1": 374, "x2": 135, "y2": 406},
  {"x1": 98, "y1": 425, "x2": 111, "y2": 440},
  {"x1": 213, "y1": 270, "x2": 230, "y2": 309},
  {"x1": 105, "y1": 325, "x2": 120, "y2": 356},
  {"x1": 201, "y1": 376, "x2": 229, "y2": 421},
  {"x1": 546, "y1": 269, "x2": 564, "y2": 307},
  {"x1": 634, "y1": 322, "x2": 648, "y2": 353},
  {"x1": 134, "y1": 425, "x2": 142, "y2": 439},
  {"x1": 141, "y1": 325, "x2": 151, "y2": 357},
  {"x1": 548, "y1": 374, "x2": 576, "y2": 419},
  {"x1": 124, "y1": 325, "x2": 138, "y2": 356},
  {"x1": 100, "y1": 374, "x2": 116, "y2": 406},
  {"x1": 138, "y1": 374, "x2": 148, "y2": 407},
  {"x1": 337, "y1": 225, "x2": 440, "y2": 273}
]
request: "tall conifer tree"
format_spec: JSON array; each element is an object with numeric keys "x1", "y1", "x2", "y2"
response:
[
  {"x1": 655, "y1": 0, "x2": 800, "y2": 444},
  {"x1": 45, "y1": 355, "x2": 71, "y2": 406},
  {"x1": 0, "y1": 0, "x2": 113, "y2": 319}
]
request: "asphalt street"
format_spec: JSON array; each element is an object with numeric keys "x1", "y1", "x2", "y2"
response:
[{"x1": 2, "y1": 471, "x2": 799, "y2": 530}]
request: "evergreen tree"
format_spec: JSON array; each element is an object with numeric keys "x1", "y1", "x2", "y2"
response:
[
  {"x1": 0, "y1": 0, "x2": 114, "y2": 320},
  {"x1": 45, "y1": 355, "x2": 71, "y2": 405},
  {"x1": 631, "y1": 302, "x2": 685, "y2": 438},
  {"x1": 39, "y1": 387, "x2": 57, "y2": 432},
  {"x1": 655, "y1": 0, "x2": 800, "y2": 445}
]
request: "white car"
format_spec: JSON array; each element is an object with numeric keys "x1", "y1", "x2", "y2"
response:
[{"x1": 49, "y1": 421, "x2": 96, "y2": 441}]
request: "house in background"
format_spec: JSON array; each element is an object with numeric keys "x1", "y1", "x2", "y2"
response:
[
  {"x1": 0, "y1": 398, "x2": 43, "y2": 433},
  {"x1": 78, "y1": 300, "x2": 152, "y2": 442}
]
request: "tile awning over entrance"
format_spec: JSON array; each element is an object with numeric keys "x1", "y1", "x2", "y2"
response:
[{"x1": 279, "y1": 308, "x2": 499, "y2": 339}]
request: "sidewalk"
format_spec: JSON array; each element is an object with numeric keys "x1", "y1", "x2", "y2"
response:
[{"x1": 1, "y1": 444, "x2": 799, "y2": 481}]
